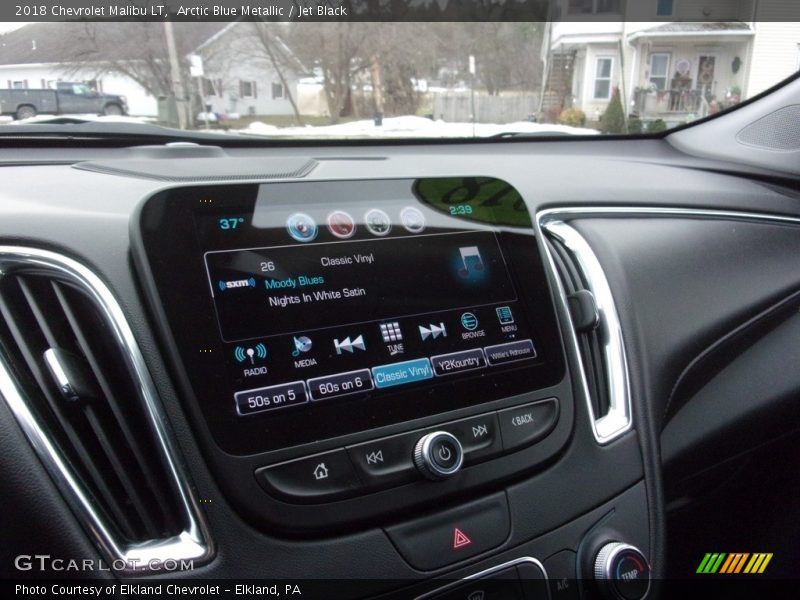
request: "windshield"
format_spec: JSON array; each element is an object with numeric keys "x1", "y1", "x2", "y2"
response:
[{"x1": 0, "y1": 13, "x2": 798, "y2": 139}]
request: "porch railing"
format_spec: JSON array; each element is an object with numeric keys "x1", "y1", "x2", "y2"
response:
[{"x1": 633, "y1": 86, "x2": 714, "y2": 116}]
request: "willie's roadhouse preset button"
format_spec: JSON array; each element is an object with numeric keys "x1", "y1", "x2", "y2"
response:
[
  {"x1": 484, "y1": 339, "x2": 537, "y2": 366},
  {"x1": 430, "y1": 348, "x2": 486, "y2": 377},
  {"x1": 307, "y1": 369, "x2": 373, "y2": 401},
  {"x1": 234, "y1": 381, "x2": 308, "y2": 416}
]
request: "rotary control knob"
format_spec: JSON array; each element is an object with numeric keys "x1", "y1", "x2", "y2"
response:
[
  {"x1": 413, "y1": 431, "x2": 464, "y2": 480},
  {"x1": 594, "y1": 542, "x2": 651, "y2": 600}
]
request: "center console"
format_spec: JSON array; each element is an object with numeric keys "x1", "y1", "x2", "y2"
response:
[{"x1": 134, "y1": 177, "x2": 574, "y2": 533}]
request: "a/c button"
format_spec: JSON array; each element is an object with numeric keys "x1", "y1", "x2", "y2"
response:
[{"x1": 498, "y1": 398, "x2": 559, "y2": 453}]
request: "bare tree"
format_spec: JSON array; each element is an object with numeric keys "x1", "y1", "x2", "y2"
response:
[
  {"x1": 286, "y1": 23, "x2": 371, "y2": 123},
  {"x1": 248, "y1": 23, "x2": 305, "y2": 125}
]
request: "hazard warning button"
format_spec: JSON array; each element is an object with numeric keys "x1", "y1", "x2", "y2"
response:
[
  {"x1": 384, "y1": 492, "x2": 510, "y2": 570},
  {"x1": 453, "y1": 527, "x2": 472, "y2": 549}
]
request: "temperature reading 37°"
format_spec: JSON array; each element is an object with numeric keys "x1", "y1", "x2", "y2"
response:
[{"x1": 219, "y1": 217, "x2": 245, "y2": 230}]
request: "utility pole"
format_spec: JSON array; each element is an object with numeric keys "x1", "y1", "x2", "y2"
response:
[
  {"x1": 164, "y1": 21, "x2": 188, "y2": 129},
  {"x1": 469, "y1": 55, "x2": 476, "y2": 137}
]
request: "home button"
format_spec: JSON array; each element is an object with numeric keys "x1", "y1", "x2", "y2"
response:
[{"x1": 255, "y1": 448, "x2": 362, "y2": 503}]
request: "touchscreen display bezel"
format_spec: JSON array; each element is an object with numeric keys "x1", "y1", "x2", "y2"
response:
[{"x1": 136, "y1": 178, "x2": 565, "y2": 456}]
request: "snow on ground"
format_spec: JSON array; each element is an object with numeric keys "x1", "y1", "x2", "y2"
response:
[
  {"x1": 1, "y1": 113, "x2": 599, "y2": 138},
  {"x1": 241, "y1": 115, "x2": 598, "y2": 138},
  {"x1": 6, "y1": 114, "x2": 157, "y2": 125}
]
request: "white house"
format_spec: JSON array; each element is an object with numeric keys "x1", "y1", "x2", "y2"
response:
[
  {"x1": 0, "y1": 22, "x2": 304, "y2": 119},
  {"x1": 545, "y1": 0, "x2": 800, "y2": 124}
]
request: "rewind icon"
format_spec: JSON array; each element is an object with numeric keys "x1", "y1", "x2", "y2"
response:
[
  {"x1": 334, "y1": 335, "x2": 366, "y2": 355},
  {"x1": 419, "y1": 323, "x2": 447, "y2": 341}
]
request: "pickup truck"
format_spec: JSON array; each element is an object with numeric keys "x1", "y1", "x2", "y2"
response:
[{"x1": 0, "y1": 81, "x2": 127, "y2": 120}]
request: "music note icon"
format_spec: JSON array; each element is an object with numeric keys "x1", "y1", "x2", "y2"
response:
[{"x1": 458, "y1": 246, "x2": 485, "y2": 278}]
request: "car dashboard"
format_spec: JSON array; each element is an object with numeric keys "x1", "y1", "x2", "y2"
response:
[{"x1": 1, "y1": 135, "x2": 799, "y2": 598}]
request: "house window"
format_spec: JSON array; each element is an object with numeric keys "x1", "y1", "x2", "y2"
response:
[
  {"x1": 240, "y1": 80, "x2": 257, "y2": 98},
  {"x1": 12, "y1": 81, "x2": 25, "y2": 89},
  {"x1": 568, "y1": 0, "x2": 620, "y2": 15},
  {"x1": 648, "y1": 53, "x2": 670, "y2": 90},
  {"x1": 656, "y1": 0, "x2": 674, "y2": 17},
  {"x1": 594, "y1": 57, "x2": 614, "y2": 99},
  {"x1": 271, "y1": 82, "x2": 283, "y2": 99},
  {"x1": 202, "y1": 78, "x2": 215, "y2": 96}
]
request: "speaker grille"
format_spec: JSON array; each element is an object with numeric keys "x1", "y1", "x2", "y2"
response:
[{"x1": 736, "y1": 105, "x2": 800, "y2": 151}]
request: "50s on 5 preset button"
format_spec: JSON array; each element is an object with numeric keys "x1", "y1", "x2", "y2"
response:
[{"x1": 234, "y1": 381, "x2": 308, "y2": 416}]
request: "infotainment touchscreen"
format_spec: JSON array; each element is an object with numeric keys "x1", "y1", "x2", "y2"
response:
[{"x1": 137, "y1": 177, "x2": 565, "y2": 455}]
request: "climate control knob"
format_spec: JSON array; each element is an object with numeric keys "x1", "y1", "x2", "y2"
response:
[
  {"x1": 413, "y1": 431, "x2": 464, "y2": 480},
  {"x1": 594, "y1": 542, "x2": 651, "y2": 600}
]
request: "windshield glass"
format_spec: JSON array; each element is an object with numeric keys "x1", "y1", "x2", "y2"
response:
[{"x1": 1, "y1": 12, "x2": 798, "y2": 139}]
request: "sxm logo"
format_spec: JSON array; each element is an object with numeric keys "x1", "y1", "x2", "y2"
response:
[{"x1": 696, "y1": 552, "x2": 773, "y2": 574}]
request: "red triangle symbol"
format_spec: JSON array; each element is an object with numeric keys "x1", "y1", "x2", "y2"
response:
[{"x1": 453, "y1": 527, "x2": 472, "y2": 549}]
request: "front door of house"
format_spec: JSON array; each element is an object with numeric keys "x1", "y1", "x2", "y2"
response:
[{"x1": 696, "y1": 55, "x2": 717, "y2": 96}]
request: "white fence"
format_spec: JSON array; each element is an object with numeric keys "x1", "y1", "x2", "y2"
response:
[{"x1": 431, "y1": 92, "x2": 540, "y2": 124}]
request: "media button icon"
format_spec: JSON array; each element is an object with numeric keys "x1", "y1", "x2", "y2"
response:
[
  {"x1": 364, "y1": 209, "x2": 392, "y2": 236},
  {"x1": 286, "y1": 212, "x2": 318, "y2": 242},
  {"x1": 327, "y1": 210, "x2": 356, "y2": 239},
  {"x1": 291, "y1": 335, "x2": 313, "y2": 357}
]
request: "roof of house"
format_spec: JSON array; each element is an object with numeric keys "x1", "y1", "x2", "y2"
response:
[
  {"x1": 637, "y1": 21, "x2": 753, "y2": 35},
  {"x1": 0, "y1": 22, "x2": 229, "y2": 66}
]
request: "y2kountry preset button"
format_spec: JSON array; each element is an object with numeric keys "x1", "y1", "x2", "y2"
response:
[
  {"x1": 430, "y1": 348, "x2": 486, "y2": 377},
  {"x1": 234, "y1": 381, "x2": 308, "y2": 416},
  {"x1": 307, "y1": 369, "x2": 373, "y2": 401}
]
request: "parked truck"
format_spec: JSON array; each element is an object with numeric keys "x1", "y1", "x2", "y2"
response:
[{"x1": 0, "y1": 82, "x2": 128, "y2": 120}]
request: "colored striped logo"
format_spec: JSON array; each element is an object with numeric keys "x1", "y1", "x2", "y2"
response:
[{"x1": 696, "y1": 553, "x2": 773, "y2": 574}]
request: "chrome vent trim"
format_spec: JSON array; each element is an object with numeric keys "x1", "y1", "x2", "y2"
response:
[
  {"x1": 538, "y1": 216, "x2": 632, "y2": 444},
  {"x1": 0, "y1": 246, "x2": 213, "y2": 573}
]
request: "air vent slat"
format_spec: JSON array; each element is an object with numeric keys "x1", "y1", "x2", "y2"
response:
[
  {"x1": 51, "y1": 282, "x2": 181, "y2": 536},
  {"x1": 545, "y1": 235, "x2": 611, "y2": 419},
  {"x1": 0, "y1": 246, "x2": 211, "y2": 573},
  {"x1": 0, "y1": 281, "x2": 138, "y2": 538},
  {"x1": 82, "y1": 405, "x2": 161, "y2": 539},
  {"x1": 17, "y1": 277, "x2": 62, "y2": 348}
]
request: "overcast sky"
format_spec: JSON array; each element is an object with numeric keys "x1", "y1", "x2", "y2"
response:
[{"x1": 0, "y1": 23, "x2": 30, "y2": 34}]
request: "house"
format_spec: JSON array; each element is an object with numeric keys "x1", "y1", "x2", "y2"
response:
[
  {"x1": 544, "y1": 0, "x2": 800, "y2": 125},
  {"x1": 0, "y1": 22, "x2": 303, "y2": 119}
]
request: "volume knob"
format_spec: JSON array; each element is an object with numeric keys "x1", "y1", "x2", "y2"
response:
[{"x1": 413, "y1": 431, "x2": 464, "y2": 480}]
